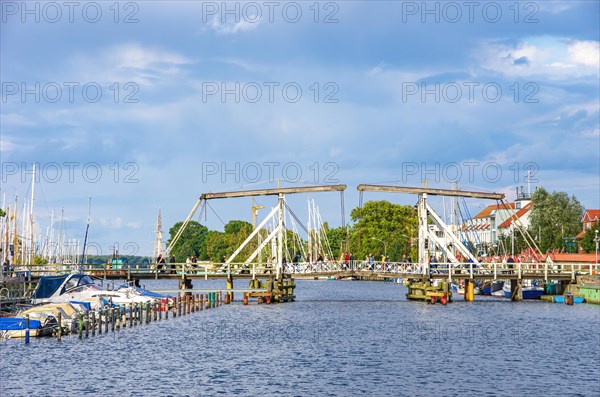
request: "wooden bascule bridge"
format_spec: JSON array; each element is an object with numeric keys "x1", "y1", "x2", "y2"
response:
[{"x1": 7, "y1": 184, "x2": 595, "y2": 305}]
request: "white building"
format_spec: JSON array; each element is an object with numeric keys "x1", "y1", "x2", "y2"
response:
[{"x1": 462, "y1": 187, "x2": 532, "y2": 246}]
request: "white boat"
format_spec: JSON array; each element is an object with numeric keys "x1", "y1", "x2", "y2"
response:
[
  {"x1": 503, "y1": 280, "x2": 545, "y2": 300},
  {"x1": 20, "y1": 302, "x2": 88, "y2": 334},
  {"x1": 32, "y1": 274, "x2": 159, "y2": 310},
  {"x1": 451, "y1": 282, "x2": 481, "y2": 295}
]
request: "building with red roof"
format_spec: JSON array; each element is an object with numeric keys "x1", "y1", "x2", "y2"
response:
[{"x1": 576, "y1": 209, "x2": 600, "y2": 239}]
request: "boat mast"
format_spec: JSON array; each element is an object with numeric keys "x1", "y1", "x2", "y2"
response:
[
  {"x1": 12, "y1": 196, "x2": 18, "y2": 265},
  {"x1": 80, "y1": 198, "x2": 92, "y2": 265},
  {"x1": 154, "y1": 209, "x2": 164, "y2": 260},
  {"x1": 28, "y1": 164, "x2": 36, "y2": 272}
]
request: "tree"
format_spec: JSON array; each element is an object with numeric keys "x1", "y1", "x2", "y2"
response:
[
  {"x1": 204, "y1": 221, "x2": 261, "y2": 262},
  {"x1": 528, "y1": 187, "x2": 584, "y2": 253},
  {"x1": 349, "y1": 200, "x2": 417, "y2": 261},
  {"x1": 205, "y1": 230, "x2": 229, "y2": 262},
  {"x1": 0, "y1": 208, "x2": 6, "y2": 217},
  {"x1": 167, "y1": 221, "x2": 209, "y2": 262},
  {"x1": 580, "y1": 226, "x2": 599, "y2": 253},
  {"x1": 324, "y1": 223, "x2": 348, "y2": 257}
]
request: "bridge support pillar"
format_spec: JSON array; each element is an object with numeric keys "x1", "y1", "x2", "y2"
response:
[
  {"x1": 180, "y1": 275, "x2": 193, "y2": 297},
  {"x1": 464, "y1": 279, "x2": 475, "y2": 302},
  {"x1": 226, "y1": 272, "x2": 234, "y2": 301},
  {"x1": 510, "y1": 279, "x2": 522, "y2": 301}
]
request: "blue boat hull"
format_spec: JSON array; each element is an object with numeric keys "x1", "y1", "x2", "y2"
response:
[
  {"x1": 0, "y1": 317, "x2": 42, "y2": 330},
  {"x1": 504, "y1": 289, "x2": 545, "y2": 299},
  {"x1": 552, "y1": 296, "x2": 585, "y2": 304}
]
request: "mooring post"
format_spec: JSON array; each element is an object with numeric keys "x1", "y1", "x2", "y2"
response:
[
  {"x1": 85, "y1": 310, "x2": 90, "y2": 337},
  {"x1": 91, "y1": 310, "x2": 96, "y2": 336},
  {"x1": 227, "y1": 264, "x2": 234, "y2": 301},
  {"x1": 511, "y1": 279, "x2": 523, "y2": 302},
  {"x1": 78, "y1": 313, "x2": 84, "y2": 338},
  {"x1": 464, "y1": 279, "x2": 474, "y2": 302},
  {"x1": 25, "y1": 314, "x2": 30, "y2": 344},
  {"x1": 129, "y1": 304, "x2": 134, "y2": 327},
  {"x1": 57, "y1": 312, "x2": 62, "y2": 341}
]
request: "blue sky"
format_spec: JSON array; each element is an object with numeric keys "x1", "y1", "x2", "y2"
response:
[{"x1": 1, "y1": 1, "x2": 599, "y2": 257}]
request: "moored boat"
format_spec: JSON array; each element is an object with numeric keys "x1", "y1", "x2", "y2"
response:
[
  {"x1": 503, "y1": 280, "x2": 545, "y2": 300},
  {"x1": 480, "y1": 280, "x2": 504, "y2": 296},
  {"x1": 0, "y1": 315, "x2": 57, "y2": 339},
  {"x1": 32, "y1": 274, "x2": 160, "y2": 310}
]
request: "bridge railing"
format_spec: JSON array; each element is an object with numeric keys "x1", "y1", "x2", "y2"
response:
[{"x1": 5, "y1": 260, "x2": 597, "y2": 281}]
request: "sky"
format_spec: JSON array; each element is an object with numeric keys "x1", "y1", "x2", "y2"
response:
[{"x1": 1, "y1": 0, "x2": 599, "y2": 258}]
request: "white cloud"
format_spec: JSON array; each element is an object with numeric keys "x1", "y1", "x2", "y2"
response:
[
  {"x1": 207, "y1": 18, "x2": 260, "y2": 35},
  {"x1": 1, "y1": 113, "x2": 36, "y2": 127},
  {"x1": 568, "y1": 41, "x2": 600, "y2": 68},
  {"x1": 480, "y1": 37, "x2": 600, "y2": 80},
  {"x1": 0, "y1": 137, "x2": 17, "y2": 153},
  {"x1": 67, "y1": 43, "x2": 194, "y2": 87}
]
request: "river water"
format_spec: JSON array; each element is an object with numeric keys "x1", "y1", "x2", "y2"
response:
[{"x1": 1, "y1": 279, "x2": 599, "y2": 396}]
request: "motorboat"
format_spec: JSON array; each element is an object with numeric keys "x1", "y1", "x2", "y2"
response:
[
  {"x1": 20, "y1": 302, "x2": 88, "y2": 334},
  {"x1": 480, "y1": 280, "x2": 504, "y2": 295},
  {"x1": 32, "y1": 274, "x2": 159, "y2": 310},
  {"x1": 451, "y1": 281, "x2": 481, "y2": 295},
  {"x1": 503, "y1": 280, "x2": 545, "y2": 299},
  {"x1": 0, "y1": 314, "x2": 57, "y2": 339}
]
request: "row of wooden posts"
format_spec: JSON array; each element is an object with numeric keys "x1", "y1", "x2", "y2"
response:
[
  {"x1": 32, "y1": 292, "x2": 225, "y2": 344},
  {"x1": 21, "y1": 289, "x2": 275, "y2": 344}
]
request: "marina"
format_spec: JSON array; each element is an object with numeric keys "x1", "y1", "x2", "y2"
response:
[
  {"x1": 1, "y1": 279, "x2": 599, "y2": 396},
  {"x1": 2, "y1": 1, "x2": 599, "y2": 394}
]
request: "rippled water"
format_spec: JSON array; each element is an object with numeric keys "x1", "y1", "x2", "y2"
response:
[{"x1": 1, "y1": 279, "x2": 599, "y2": 397}]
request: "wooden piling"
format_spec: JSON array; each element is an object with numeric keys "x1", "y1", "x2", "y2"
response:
[
  {"x1": 91, "y1": 310, "x2": 96, "y2": 336},
  {"x1": 243, "y1": 292, "x2": 248, "y2": 306},
  {"x1": 111, "y1": 308, "x2": 116, "y2": 332},
  {"x1": 105, "y1": 309, "x2": 109, "y2": 333},
  {"x1": 116, "y1": 307, "x2": 121, "y2": 330},
  {"x1": 465, "y1": 279, "x2": 475, "y2": 302},
  {"x1": 25, "y1": 314, "x2": 30, "y2": 344},
  {"x1": 129, "y1": 304, "x2": 134, "y2": 327},
  {"x1": 78, "y1": 313, "x2": 84, "y2": 338},
  {"x1": 510, "y1": 279, "x2": 523, "y2": 302},
  {"x1": 85, "y1": 310, "x2": 90, "y2": 337}
]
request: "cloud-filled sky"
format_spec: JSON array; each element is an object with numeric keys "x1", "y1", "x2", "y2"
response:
[{"x1": 1, "y1": 1, "x2": 599, "y2": 257}]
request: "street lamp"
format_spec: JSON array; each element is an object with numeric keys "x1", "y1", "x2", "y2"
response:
[{"x1": 371, "y1": 237, "x2": 387, "y2": 258}]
